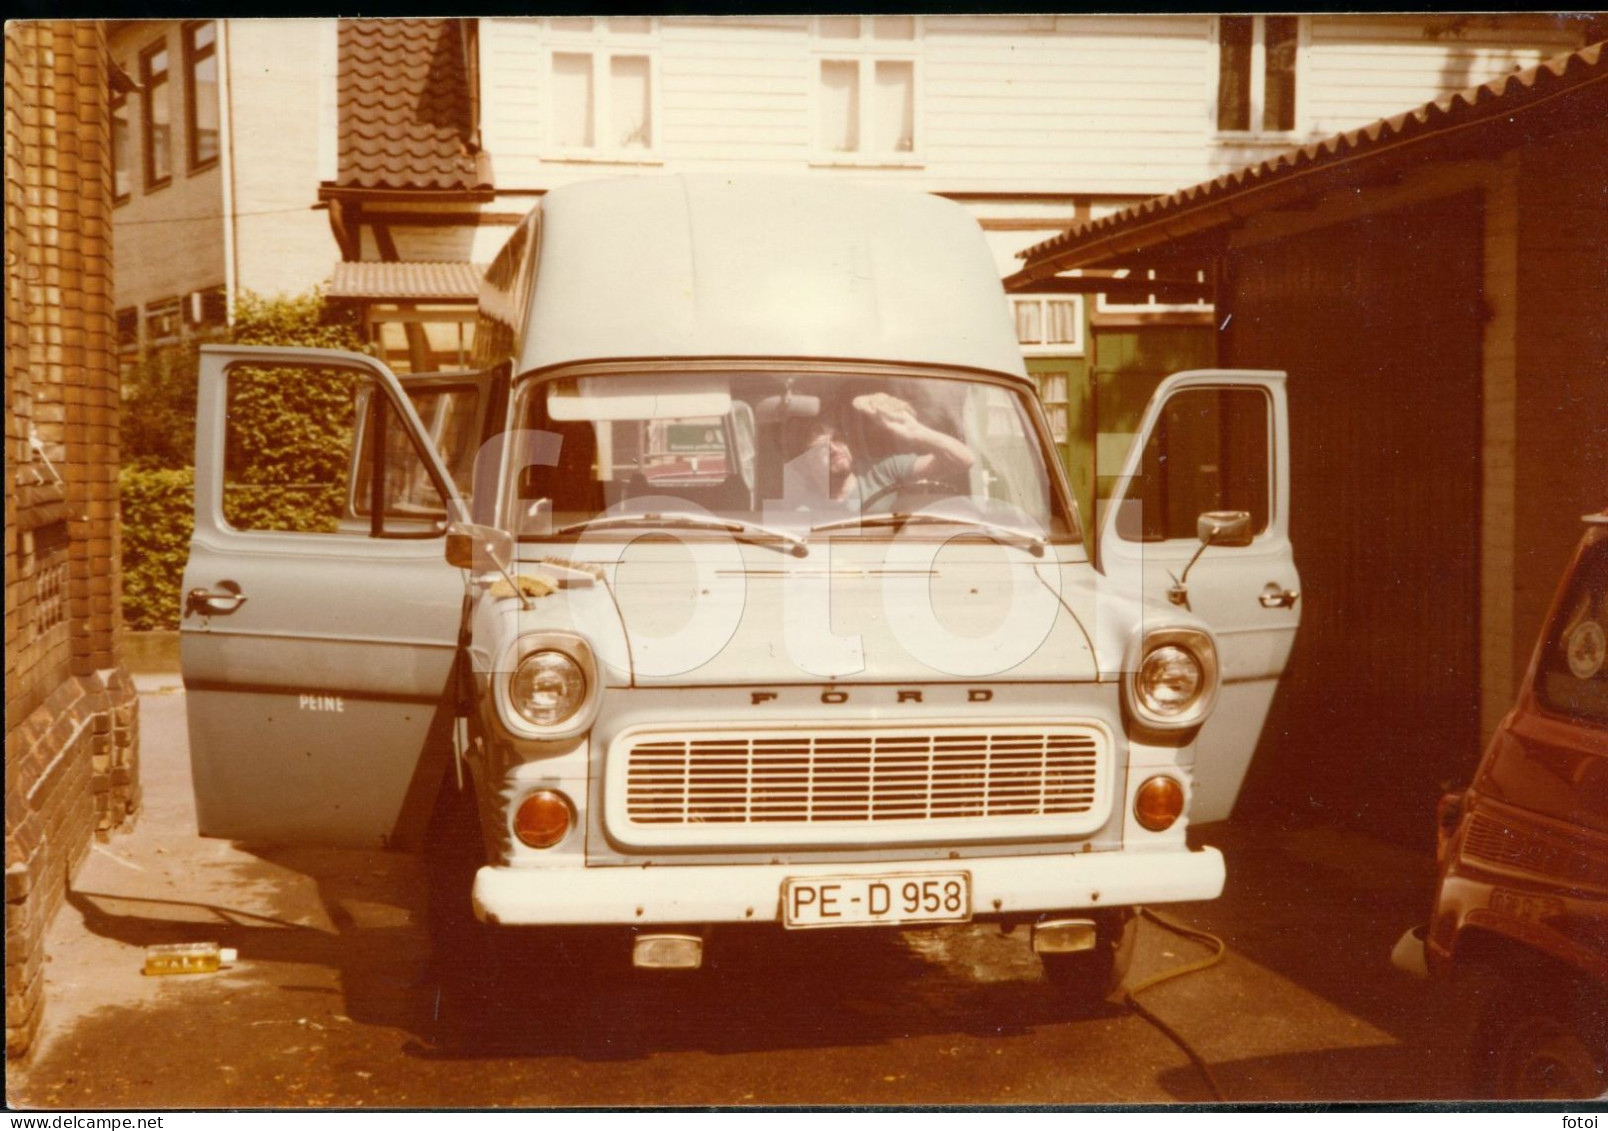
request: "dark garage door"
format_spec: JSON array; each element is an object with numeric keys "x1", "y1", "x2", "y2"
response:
[{"x1": 1226, "y1": 192, "x2": 1484, "y2": 845}]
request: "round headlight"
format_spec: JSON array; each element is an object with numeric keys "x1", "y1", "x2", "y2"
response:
[
  {"x1": 510, "y1": 650, "x2": 587, "y2": 728},
  {"x1": 1136, "y1": 645, "x2": 1203, "y2": 716}
]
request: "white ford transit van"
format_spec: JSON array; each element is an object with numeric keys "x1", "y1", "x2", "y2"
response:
[{"x1": 181, "y1": 176, "x2": 1299, "y2": 1005}]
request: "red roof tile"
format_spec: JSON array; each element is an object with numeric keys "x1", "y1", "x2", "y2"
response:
[
  {"x1": 337, "y1": 19, "x2": 491, "y2": 193},
  {"x1": 328, "y1": 260, "x2": 486, "y2": 302},
  {"x1": 1019, "y1": 41, "x2": 1606, "y2": 272}
]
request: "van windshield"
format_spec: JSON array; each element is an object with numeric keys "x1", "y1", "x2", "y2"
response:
[{"x1": 508, "y1": 369, "x2": 1079, "y2": 541}]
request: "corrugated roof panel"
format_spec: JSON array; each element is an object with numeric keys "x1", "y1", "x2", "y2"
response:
[{"x1": 329, "y1": 260, "x2": 486, "y2": 301}]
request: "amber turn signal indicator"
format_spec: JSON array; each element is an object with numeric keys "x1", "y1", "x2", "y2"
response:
[
  {"x1": 514, "y1": 790, "x2": 573, "y2": 849},
  {"x1": 1134, "y1": 776, "x2": 1185, "y2": 832}
]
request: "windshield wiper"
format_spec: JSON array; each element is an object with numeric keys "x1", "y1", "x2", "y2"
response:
[
  {"x1": 555, "y1": 512, "x2": 809, "y2": 557},
  {"x1": 809, "y1": 512, "x2": 1047, "y2": 557}
]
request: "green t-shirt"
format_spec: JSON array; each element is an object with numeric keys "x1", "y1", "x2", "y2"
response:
[{"x1": 854, "y1": 452, "x2": 919, "y2": 512}]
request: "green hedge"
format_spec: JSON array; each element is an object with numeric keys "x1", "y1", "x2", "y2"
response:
[{"x1": 120, "y1": 467, "x2": 195, "y2": 631}]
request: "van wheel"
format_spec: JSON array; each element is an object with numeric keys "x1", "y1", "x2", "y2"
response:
[
  {"x1": 1490, "y1": 1012, "x2": 1605, "y2": 1099},
  {"x1": 1039, "y1": 908, "x2": 1138, "y2": 1014},
  {"x1": 1474, "y1": 974, "x2": 1606, "y2": 1099}
]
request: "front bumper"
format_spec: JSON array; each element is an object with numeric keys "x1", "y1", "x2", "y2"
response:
[{"x1": 472, "y1": 846, "x2": 1225, "y2": 926}]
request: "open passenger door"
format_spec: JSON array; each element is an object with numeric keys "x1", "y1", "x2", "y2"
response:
[
  {"x1": 181, "y1": 346, "x2": 471, "y2": 847},
  {"x1": 1099, "y1": 370, "x2": 1301, "y2": 821}
]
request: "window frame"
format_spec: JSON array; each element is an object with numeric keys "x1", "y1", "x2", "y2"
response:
[
  {"x1": 540, "y1": 17, "x2": 663, "y2": 164},
  {"x1": 810, "y1": 15, "x2": 924, "y2": 168},
  {"x1": 115, "y1": 307, "x2": 139, "y2": 351},
  {"x1": 185, "y1": 285, "x2": 230, "y2": 337},
  {"x1": 139, "y1": 39, "x2": 173, "y2": 191},
  {"x1": 218, "y1": 361, "x2": 458, "y2": 541},
  {"x1": 183, "y1": 20, "x2": 220, "y2": 174},
  {"x1": 1114, "y1": 384, "x2": 1274, "y2": 545},
  {"x1": 115, "y1": 307, "x2": 140, "y2": 382},
  {"x1": 1011, "y1": 295, "x2": 1086, "y2": 358},
  {"x1": 111, "y1": 81, "x2": 132, "y2": 204},
  {"x1": 1032, "y1": 368, "x2": 1073, "y2": 447},
  {"x1": 1210, "y1": 14, "x2": 1307, "y2": 142},
  {"x1": 1093, "y1": 269, "x2": 1215, "y2": 317},
  {"x1": 144, "y1": 297, "x2": 182, "y2": 349}
]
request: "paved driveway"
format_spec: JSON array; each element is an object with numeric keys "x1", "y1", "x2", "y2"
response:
[{"x1": 8, "y1": 684, "x2": 1466, "y2": 1108}]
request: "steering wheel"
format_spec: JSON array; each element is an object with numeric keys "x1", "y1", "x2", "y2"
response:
[{"x1": 861, "y1": 477, "x2": 957, "y2": 513}]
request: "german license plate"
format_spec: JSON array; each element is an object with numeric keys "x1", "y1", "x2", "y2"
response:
[{"x1": 781, "y1": 871, "x2": 972, "y2": 929}]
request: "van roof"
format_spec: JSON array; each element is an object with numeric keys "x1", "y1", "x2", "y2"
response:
[{"x1": 517, "y1": 176, "x2": 1028, "y2": 380}]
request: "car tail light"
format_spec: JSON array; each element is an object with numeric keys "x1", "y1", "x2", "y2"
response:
[
  {"x1": 513, "y1": 790, "x2": 573, "y2": 849},
  {"x1": 1134, "y1": 776, "x2": 1185, "y2": 832}
]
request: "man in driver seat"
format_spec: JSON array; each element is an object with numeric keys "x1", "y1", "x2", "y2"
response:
[{"x1": 785, "y1": 392, "x2": 975, "y2": 513}]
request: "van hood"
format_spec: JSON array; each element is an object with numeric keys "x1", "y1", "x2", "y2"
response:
[{"x1": 524, "y1": 539, "x2": 1105, "y2": 686}]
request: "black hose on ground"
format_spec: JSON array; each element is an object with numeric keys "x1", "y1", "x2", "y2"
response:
[{"x1": 1125, "y1": 907, "x2": 1229, "y2": 1103}]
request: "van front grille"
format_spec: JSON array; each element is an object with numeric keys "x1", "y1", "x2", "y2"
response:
[{"x1": 608, "y1": 724, "x2": 1110, "y2": 847}]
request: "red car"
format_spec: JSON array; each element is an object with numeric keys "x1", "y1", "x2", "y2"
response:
[{"x1": 1396, "y1": 511, "x2": 1608, "y2": 1098}]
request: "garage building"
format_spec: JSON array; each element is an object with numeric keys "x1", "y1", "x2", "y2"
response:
[{"x1": 1010, "y1": 43, "x2": 1607, "y2": 841}]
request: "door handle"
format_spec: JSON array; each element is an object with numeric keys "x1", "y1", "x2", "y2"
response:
[
  {"x1": 1259, "y1": 584, "x2": 1299, "y2": 609},
  {"x1": 185, "y1": 584, "x2": 249, "y2": 617}
]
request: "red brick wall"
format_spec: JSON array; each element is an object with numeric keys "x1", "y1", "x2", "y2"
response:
[{"x1": 5, "y1": 20, "x2": 139, "y2": 1059}]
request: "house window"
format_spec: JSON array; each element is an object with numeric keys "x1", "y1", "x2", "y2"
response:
[
  {"x1": 1216, "y1": 15, "x2": 1299, "y2": 135},
  {"x1": 1094, "y1": 269, "x2": 1214, "y2": 316},
  {"x1": 1035, "y1": 371, "x2": 1072, "y2": 445},
  {"x1": 111, "y1": 84, "x2": 131, "y2": 201},
  {"x1": 545, "y1": 18, "x2": 658, "y2": 158},
  {"x1": 1012, "y1": 296, "x2": 1085, "y2": 356},
  {"x1": 145, "y1": 298, "x2": 181, "y2": 349},
  {"x1": 813, "y1": 16, "x2": 919, "y2": 161},
  {"x1": 185, "y1": 286, "x2": 229, "y2": 336},
  {"x1": 184, "y1": 21, "x2": 219, "y2": 170},
  {"x1": 140, "y1": 41, "x2": 172, "y2": 188},
  {"x1": 116, "y1": 307, "x2": 139, "y2": 382}
]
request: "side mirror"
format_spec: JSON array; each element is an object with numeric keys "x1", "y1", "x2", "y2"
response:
[
  {"x1": 1168, "y1": 510, "x2": 1254, "y2": 608},
  {"x1": 447, "y1": 521, "x2": 534, "y2": 610},
  {"x1": 446, "y1": 521, "x2": 514, "y2": 573},
  {"x1": 1196, "y1": 510, "x2": 1253, "y2": 548}
]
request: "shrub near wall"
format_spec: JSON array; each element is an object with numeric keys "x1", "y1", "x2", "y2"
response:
[
  {"x1": 119, "y1": 291, "x2": 368, "y2": 630},
  {"x1": 118, "y1": 467, "x2": 194, "y2": 631}
]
